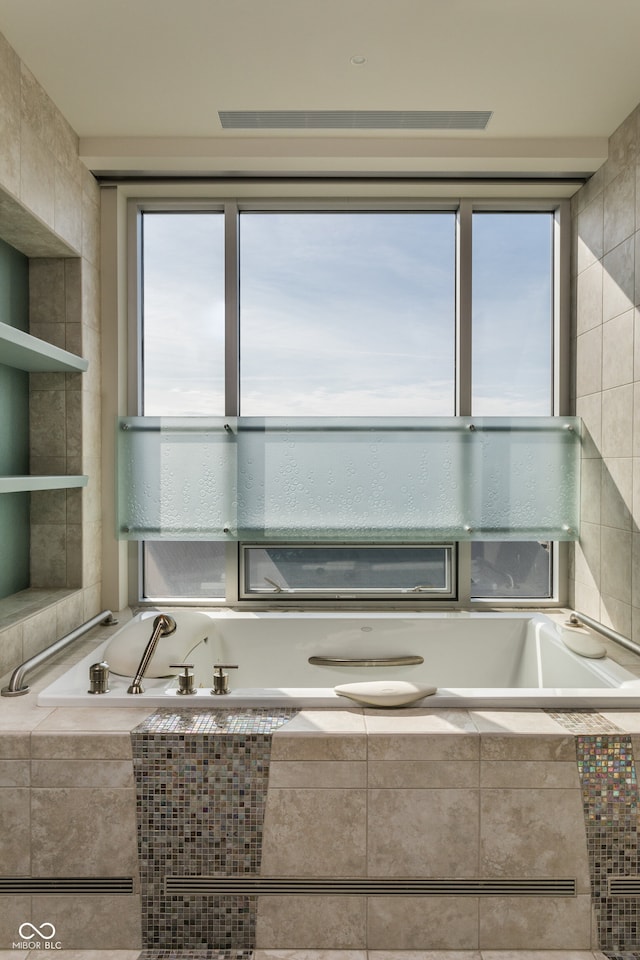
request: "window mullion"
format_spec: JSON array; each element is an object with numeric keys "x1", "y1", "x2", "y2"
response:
[
  {"x1": 456, "y1": 201, "x2": 472, "y2": 605},
  {"x1": 456, "y1": 199, "x2": 472, "y2": 417},
  {"x1": 224, "y1": 201, "x2": 240, "y2": 417}
]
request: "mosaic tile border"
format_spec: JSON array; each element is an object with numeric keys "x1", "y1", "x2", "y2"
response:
[
  {"x1": 133, "y1": 707, "x2": 297, "y2": 736},
  {"x1": 576, "y1": 732, "x2": 640, "y2": 952},
  {"x1": 138, "y1": 951, "x2": 253, "y2": 960},
  {"x1": 546, "y1": 708, "x2": 623, "y2": 734},
  {"x1": 131, "y1": 708, "x2": 297, "y2": 951}
]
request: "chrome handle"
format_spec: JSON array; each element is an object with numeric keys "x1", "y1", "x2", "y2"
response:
[
  {"x1": 170, "y1": 662, "x2": 196, "y2": 696},
  {"x1": 212, "y1": 663, "x2": 239, "y2": 695},
  {"x1": 308, "y1": 655, "x2": 424, "y2": 667}
]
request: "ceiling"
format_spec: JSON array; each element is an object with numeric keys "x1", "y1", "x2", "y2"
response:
[{"x1": 0, "y1": 0, "x2": 639, "y2": 180}]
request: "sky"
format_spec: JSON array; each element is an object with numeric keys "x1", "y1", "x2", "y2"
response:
[{"x1": 141, "y1": 209, "x2": 553, "y2": 418}]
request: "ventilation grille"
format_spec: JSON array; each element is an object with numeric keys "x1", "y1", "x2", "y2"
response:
[
  {"x1": 0, "y1": 877, "x2": 134, "y2": 895},
  {"x1": 166, "y1": 876, "x2": 575, "y2": 897},
  {"x1": 609, "y1": 877, "x2": 640, "y2": 897},
  {"x1": 218, "y1": 110, "x2": 492, "y2": 130}
]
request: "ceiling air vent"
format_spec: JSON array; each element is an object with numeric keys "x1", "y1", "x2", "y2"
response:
[{"x1": 218, "y1": 110, "x2": 492, "y2": 130}]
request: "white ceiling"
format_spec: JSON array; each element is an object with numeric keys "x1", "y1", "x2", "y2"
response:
[{"x1": 0, "y1": 0, "x2": 638, "y2": 179}]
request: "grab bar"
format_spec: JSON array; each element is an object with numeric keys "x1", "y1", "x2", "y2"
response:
[
  {"x1": 308, "y1": 655, "x2": 424, "y2": 667},
  {"x1": 1, "y1": 609, "x2": 117, "y2": 697},
  {"x1": 569, "y1": 610, "x2": 640, "y2": 658}
]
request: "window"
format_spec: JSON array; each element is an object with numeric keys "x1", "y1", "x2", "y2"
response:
[
  {"x1": 239, "y1": 212, "x2": 456, "y2": 416},
  {"x1": 134, "y1": 201, "x2": 564, "y2": 605},
  {"x1": 470, "y1": 210, "x2": 555, "y2": 601},
  {"x1": 242, "y1": 545, "x2": 454, "y2": 598}
]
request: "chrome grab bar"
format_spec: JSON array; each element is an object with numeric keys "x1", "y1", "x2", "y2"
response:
[
  {"x1": 1, "y1": 609, "x2": 117, "y2": 697},
  {"x1": 308, "y1": 655, "x2": 424, "y2": 667},
  {"x1": 569, "y1": 610, "x2": 640, "y2": 658}
]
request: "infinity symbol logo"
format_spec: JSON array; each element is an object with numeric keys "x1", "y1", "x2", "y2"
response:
[{"x1": 18, "y1": 922, "x2": 56, "y2": 940}]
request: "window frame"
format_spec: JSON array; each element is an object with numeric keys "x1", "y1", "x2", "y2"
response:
[
  {"x1": 125, "y1": 193, "x2": 570, "y2": 610},
  {"x1": 240, "y1": 543, "x2": 456, "y2": 600}
]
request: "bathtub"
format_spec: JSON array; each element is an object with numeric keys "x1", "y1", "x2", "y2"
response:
[{"x1": 37, "y1": 610, "x2": 640, "y2": 708}]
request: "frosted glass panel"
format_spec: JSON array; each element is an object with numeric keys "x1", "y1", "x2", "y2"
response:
[
  {"x1": 117, "y1": 418, "x2": 235, "y2": 538},
  {"x1": 117, "y1": 417, "x2": 580, "y2": 541}
]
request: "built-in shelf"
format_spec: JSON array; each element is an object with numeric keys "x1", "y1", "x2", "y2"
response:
[
  {"x1": 0, "y1": 476, "x2": 88, "y2": 494},
  {"x1": 0, "y1": 320, "x2": 88, "y2": 373}
]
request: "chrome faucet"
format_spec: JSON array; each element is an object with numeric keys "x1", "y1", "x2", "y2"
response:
[{"x1": 127, "y1": 613, "x2": 177, "y2": 694}]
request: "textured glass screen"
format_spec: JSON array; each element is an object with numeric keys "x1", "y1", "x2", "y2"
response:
[{"x1": 117, "y1": 416, "x2": 580, "y2": 542}]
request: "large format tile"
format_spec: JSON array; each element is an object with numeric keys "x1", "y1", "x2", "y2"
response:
[
  {"x1": 0, "y1": 787, "x2": 31, "y2": 874},
  {"x1": 35, "y1": 707, "x2": 151, "y2": 731},
  {"x1": 603, "y1": 238, "x2": 635, "y2": 324},
  {"x1": 367, "y1": 897, "x2": 479, "y2": 950},
  {"x1": 268, "y1": 760, "x2": 367, "y2": 788},
  {"x1": 271, "y1": 710, "x2": 366, "y2": 761},
  {"x1": 480, "y1": 760, "x2": 580, "y2": 789},
  {"x1": 30, "y1": 896, "x2": 141, "y2": 950},
  {"x1": 367, "y1": 788, "x2": 480, "y2": 877},
  {"x1": 368, "y1": 759, "x2": 478, "y2": 789},
  {"x1": 0, "y1": 732, "x2": 29, "y2": 759},
  {"x1": 31, "y1": 759, "x2": 134, "y2": 788},
  {"x1": 31, "y1": 787, "x2": 138, "y2": 876},
  {"x1": 31, "y1": 731, "x2": 133, "y2": 759},
  {"x1": 0, "y1": 896, "x2": 32, "y2": 950},
  {"x1": 479, "y1": 895, "x2": 592, "y2": 950},
  {"x1": 256, "y1": 896, "x2": 367, "y2": 949},
  {"x1": 604, "y1": 166, "x2": 636, "y2": 253},
  {"x1": 576, "y1": 260, "x2": 603, "y2": 334},
  {"x1": 253, "y1": 953, "x2": 367, "y2": 960},
  {"x1": 480, "y1": 789, "x2": 590, "y2": 892},
  {"x1": 365, "y1": 710, "x2": 478, "y2": 762},
  {"x1": 261, "y1": 788, "x2": 367, "y2": 876},
  {"x1": 369, "y1": 954, "x2": 480, "y2": 960},
  {"x1": 0, "y1": 760, "x2": 29, "y2": 787}
]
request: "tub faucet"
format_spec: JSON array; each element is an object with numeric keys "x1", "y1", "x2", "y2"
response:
[{"x1": 127, "y1": 614, "x2": 177, "y2": 695}]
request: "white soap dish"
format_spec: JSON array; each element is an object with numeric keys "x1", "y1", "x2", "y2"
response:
[
  {"x1": 334, "y1": 679, "x2": 437, "y2": 707},
  {"x1": 560, "y1": 624, "x2": 606, "y2": 659}
]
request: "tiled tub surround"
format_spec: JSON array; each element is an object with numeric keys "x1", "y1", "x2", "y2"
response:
[
  {"x1": 7, "y1": 649, "x2": 640, "y2": 955},
  {"x1": 131, "y1": 709, "x2": 297, "y2": 951},
  {"x1": 256, "y1": 708, "x2": 593, "y2": 951}
]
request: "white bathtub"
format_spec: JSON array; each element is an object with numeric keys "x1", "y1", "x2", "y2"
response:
[{"x1": 37, "y1": 610, "x2": 640, "y2": 708}]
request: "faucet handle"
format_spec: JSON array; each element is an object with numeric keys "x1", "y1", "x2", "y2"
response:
[
  {"x1": 212, "y1": 663, "x2": 238, "y2": 695},
  {"x1": 170, "y1": 663, "x2": 196, "y2": 696}
]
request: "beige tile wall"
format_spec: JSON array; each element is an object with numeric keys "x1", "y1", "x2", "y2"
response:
[
  {"x1": 0, "y1": 27, "x2": 102, "y2": 677},
  {"x1": 0, "y1": 725, "x2": 141, "y2": 950},
  {"x1": 256, "y1": 710, "x2": 592, "y2": 951},
  {"x1": 572, "y1": 101, "x2": 640, "y2": 641}
]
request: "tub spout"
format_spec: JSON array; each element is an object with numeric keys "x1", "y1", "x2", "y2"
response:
[{"x1": 127, "y1": 614, "x2": 177, "y2": 695}]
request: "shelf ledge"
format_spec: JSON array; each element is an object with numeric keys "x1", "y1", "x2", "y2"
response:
[
  {"x1": 0, "y1": 476, "x2": 88, "y2": 494},
  {"x1": 0, "y1": 321, "x2": 88, "y2": 373}
]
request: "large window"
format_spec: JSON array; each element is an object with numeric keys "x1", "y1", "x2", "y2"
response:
[
  {"x1": 134, "y1": 201, "x2": 563, "y2": 605},
  {"x1": 239, "y1": 212, "x2": 456, "y2": 416}
]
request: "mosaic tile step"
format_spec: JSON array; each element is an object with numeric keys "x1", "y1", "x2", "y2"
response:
[
  {"x1": 132, "y1": 709, "x2": 297, "y2": 951},
  {"x1": 132, "y1": 707, "x2": 298, "y2": 736},
  {"x1": 545, "y1": 709, "x2": 623, "y2": 734}
]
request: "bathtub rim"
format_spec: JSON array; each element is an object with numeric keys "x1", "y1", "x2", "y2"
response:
[{"x1": 35, "y1": 608, "x2": 640, "y2": 709}]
